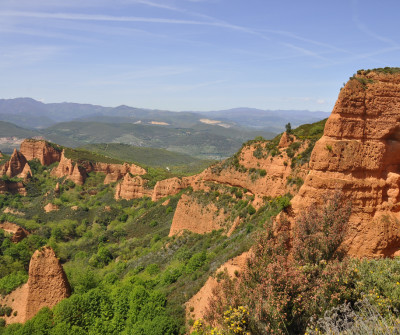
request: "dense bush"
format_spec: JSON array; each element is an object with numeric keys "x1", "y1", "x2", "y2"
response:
[{"x1": 203, "y1": 192, "x2": 354, "y2": 334}]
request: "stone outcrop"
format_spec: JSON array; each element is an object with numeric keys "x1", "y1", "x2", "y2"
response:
[
  {"x1": 25, "y1": 247, "x2": 71, "y2": 321},
  {"x1": 169, "y1": 193, "x2": 228, "y2": 236},
  {"x1": 19, "y1": 163, "x2": 32, "y2": 180},
  {"x1": 278, "y1": 131, "x2": 293, "y2": 148},
  {"x1": 0, "y1": 246, "x2": 70, "y2": 324},
  {"x1": 20, "y1": 139, "x2": 62, "y2": 166},
  {"x1": 0, "y1": 149, "x2": 31, "y2": 192},
  {"x1": 117, "y1": 136, "x2": 306, "y2": 237},
  {"x1": 81, "y1": 161, "x2": 146, "y2": 184},
  {"x1": 0, "y1": 180, "x2": 27, "y2": 195},
  {"x1": 0, "y1": 222, "x2": 30, "y2": 243},
  {"x1": 152, "y1": 177, "x2": 189, "y2": 201},
  {"x1": 290, "y1": 70, "x2": 400, "y2": 257},
  {"x1": 114, "y1": 174, "x2": 152, "y2": 200},
  {"x1": 51, "y1": 150, "x2": 87, "y2": 185},
  {"x1": 44, "y1": 203, "x2": 59, "y2": 212},
  {"x1": 114, "y1": 137, "x2": 306, "y2": 209},
  {"x1": 1, "y1": 149, "x2": 28, "y2": 178}
]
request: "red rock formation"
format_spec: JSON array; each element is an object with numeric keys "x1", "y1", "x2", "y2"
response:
[
  {"x1": 44, "y1": 203, "x2": 59, "y2": 212},
  {"x1": 152, "y1": 177, "x2": 189, "y2": 201},
  {"x1": 0, "y1": 180, "x2": 27, "y2": 195},
  {"x1": 20, "y1": 139, "x2": 62, "y2": 166},
  {"x1": 19, "y1": 163, "x2": 32, "y2": 180},
  {"x1": 80, "y1": 161, "x2": 146, "y2": 184},
  {"x1": 2, "y1": 149, "x2": 28, "y2": 178},
  {"x1": 114, "y1": 174, "x2": 152, "y2": 200},
  {"x1": 51, "y1": 150, "x2": 87, "y2": 185},
  {"x1": 0, "y1": 246, "x2": 71, "y2": 324},
  {"x1": 25, "y1": 247, "x2": 71, "y2": 321},
  {"x1": 169, "y1": 193, "x2": 227, "y2": 236},
  {"x1": 290, "y1": 71, "x2": 400, "y2": 257},
  {"x1": 0, "y1": 222, "x2": 30, "y2": 243},
  {"x1": 278, "y1": 131, "x2": 293, "y2": 148},
  {"x1": 196, "y1": 140, "x2": 307, "y2": 199}
]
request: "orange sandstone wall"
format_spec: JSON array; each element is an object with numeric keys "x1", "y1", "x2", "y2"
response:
[
  {"x1": 168, "y1": 193, "x2": 228, "y2": 236},
  {"x1": 114, "y1": 174, "x2": 152, "y2": 200},
  {"x1": 20, "y1": 139, "x2": 61, "y2": 166},
  {"x1": 290, "y1": 71, "x2": 400, "y2": 257}
]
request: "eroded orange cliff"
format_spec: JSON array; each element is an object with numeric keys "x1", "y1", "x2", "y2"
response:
[
  {"x1": 81, "y1": 161, "x2": 146, "y2": 184},
  {"x1": 1, "y1": 149, "x2": 28, "y2": 178},
  {"x1": 290, "y1": 71, "x2": 400, "y2": 257},
  {"x1": 20, "y1": 139, "x2": 62, "y2": 166},
  {"x1": 168, "y1": 193, "x2": 228, "y2": 236},
  {"x1": 51, "y1": 150, "x2": 87, "y2": 185},
  {"x1": 114, "y1": 174, "x2": 152, "y2": 200}
]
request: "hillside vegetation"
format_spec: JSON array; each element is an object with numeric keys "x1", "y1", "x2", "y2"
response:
[
  {"x1": 80, "y1": 143, "x2": 215, "y2": 174},
  {"x1": 0, "y1": 118, "x2": 399, "y2": 335}
]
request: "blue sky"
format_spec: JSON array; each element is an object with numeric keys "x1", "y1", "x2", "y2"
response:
[{"x1": 1, "y1": 0, "x2": 399, "y2": 112}]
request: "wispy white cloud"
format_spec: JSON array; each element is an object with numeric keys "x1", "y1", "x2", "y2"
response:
[
  {"x1": 280, "y1": 42, "x2": 333, "y2": 62},
  {"x1": 0, "y1": 10, "x2": 270, "y2": 41},
  {"x1": 352, "y1": 0, "x2": 399, "y2": 48},
  {"x1": 262, "y1": 29, "x2": 352, "y2": 55},
  {"x1": 0, "y1": 26, "x2": 98, "y2": 43},
  {"x1": 0, "y1": 45, "x2": 64, "y2": 68}
]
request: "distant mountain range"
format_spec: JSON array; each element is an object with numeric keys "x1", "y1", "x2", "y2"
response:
[
  {"x1": 0, "y1": 98, "x2": 330, "y2": 159},
  {"x1": 0, "y1": 98, "x2": 329, "y2": 132}
]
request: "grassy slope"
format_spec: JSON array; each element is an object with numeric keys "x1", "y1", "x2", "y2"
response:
[{"x1": 80, "y1": 143, "x2": 215, "y2": 174}]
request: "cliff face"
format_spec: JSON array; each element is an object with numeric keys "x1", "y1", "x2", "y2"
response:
[
  {"x1": 82, "y1": 161, "x2": 146, "y2": 184},
  {"x1": 20, "y1": 139, "x2": 62, "y2": 166},
  {"x1": 1, "y1": 149, "x2": 28, "y2": 178},
  {"x1": 112, "y1": 133, "x2": 308, "y2": 237},
  {"x1": 0, "y1": 149, "x2": 29, "y2": 195},
  {"x1": 169, "y1": 193, "x2": 228, "y2": 236},
  {"x1": 290, "y1": 71, "x2": 400, "y2": 257},
  {"x1": 51, "y1": 150, "x2": 87, "y2": 185},
  {"x1": 166, "y1": 138, "x2": 308, "y2": 236},
  {"x1": 199, "y1": 139, "x2": 306, "y2": 198},
  {"x1": 114, "y1": 174, "x2": 152, "y2": 200},
  {"x1": 152, "y1": 177, "x2": 189, "y2": 201}
]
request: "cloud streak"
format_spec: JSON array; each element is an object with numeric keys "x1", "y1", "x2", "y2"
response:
[{"x1": 1, "y1": 10, "x2": 270, "y2": 41}]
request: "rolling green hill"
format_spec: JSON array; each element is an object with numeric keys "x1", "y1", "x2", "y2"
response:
[
  {"x1": 80, "y1": 143, "x2": 214, "y2": 174},
  {"x1": 41, "y1": 121, "x2": 275, "y2": 160}
]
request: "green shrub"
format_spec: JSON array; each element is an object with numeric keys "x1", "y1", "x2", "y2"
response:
[
  {"x1": 0, "y1": 271, "x2": 28, "y2": 295},
  {"x1": 186, "y1": 252, "x2": 207, "y2": 274},
  {"x1": 205, "y1": 192, "x2": 353, "y2": 334},
  {"x1": 146, "y1": 264, "x2": 160, "y2": 276}
]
